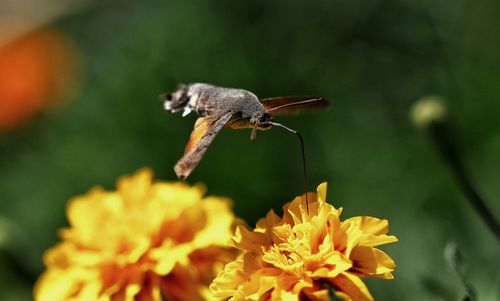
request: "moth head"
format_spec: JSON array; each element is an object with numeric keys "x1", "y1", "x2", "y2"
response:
[
  {"x1": 163, "y1": 84, "x2": 189, "y2": 112},
  {"x1": 250, "y1": 110, "x2": 273, "y2": 130}
]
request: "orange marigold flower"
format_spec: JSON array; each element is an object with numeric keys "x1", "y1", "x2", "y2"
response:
[
  {"x1": 210, "y1": 183, "x2": 397, "y2": 301},
  {"x1": 0, "y1": 28, "x2": 79, "y2": 131},
  {"x1": 34, "y1": 168, "x2": 238, "y2": 301}
]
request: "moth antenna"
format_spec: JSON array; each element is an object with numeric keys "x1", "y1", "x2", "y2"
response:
[
  {"x1": 271, "y1": 122, "x2": 310, "y2": 213},
  {"x1": 267, "y1": 98, "x2": 323, "y2": 112}
]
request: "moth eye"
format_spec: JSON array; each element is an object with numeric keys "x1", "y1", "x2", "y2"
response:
[{"x1": 166, "y1": 94, "x2": 172, "y2": 100}]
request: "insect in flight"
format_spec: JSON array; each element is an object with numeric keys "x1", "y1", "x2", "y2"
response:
[{"x1": 162, "y1": 83, "x2": 329, "y2": 180}]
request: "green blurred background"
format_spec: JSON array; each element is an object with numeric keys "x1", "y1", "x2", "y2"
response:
[{"x1": 1, "y1": 0, "x2": 499, "y2": 300}]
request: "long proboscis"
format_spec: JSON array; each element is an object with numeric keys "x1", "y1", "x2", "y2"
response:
[{"x1": 271, "y1": 122, "x2": 310, "y2": 213}]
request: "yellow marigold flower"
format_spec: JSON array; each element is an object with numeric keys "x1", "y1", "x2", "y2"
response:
[
  {"x1": 210, "y1": 183, "x2": 397, "y2": 301},
  {"x1": 35, "y1": 168, "x2": 238, "y2": 301}
]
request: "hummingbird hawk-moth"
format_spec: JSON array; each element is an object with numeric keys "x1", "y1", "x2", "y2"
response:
[{"x1": 162, "y1": 83, "x2": 329, "y2": 179}]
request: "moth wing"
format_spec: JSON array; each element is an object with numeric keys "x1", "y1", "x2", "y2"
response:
[
  {"x1": 259, "y1": 96, "x2": 330, "y2": 115},
  {"x1": 174, "y1": 112, "x2": 234, "y2": 179}
]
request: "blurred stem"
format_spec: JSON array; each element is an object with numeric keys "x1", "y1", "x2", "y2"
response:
[
  {"x1": 429, "y1": 121, "x2": 500, "y2": 242},
  {"x1": 421, "y1": 276, "x2": 455, "y2": 301},
  {"x1": 444, "y1": 241, "x2": 476, "y2": 300},
  {"x1": 418, "y1": 2, "x2": 500, "y2": 241}
]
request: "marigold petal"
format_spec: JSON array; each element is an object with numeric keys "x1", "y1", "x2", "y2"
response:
[
  {"x1": 308, "y1": 252, "x2": 351, "y2": 278},
  {"x1": 256, "y1": 209, "x2": 282, "y2": 234},
  {"x1": 151, "y1": 182, "x2": 205, "y2": 216},
  {"x1": 117, "y1": 168, "x2": 153, "y2": 204},
  {"x1": 249, "y1": 269, "x2": 286, "y2": 299},
  {"x1": 340, "y1": 221, "x2": 364, "y2": 257},
  {"x1": 271, "y1": 223, "x2": 294, "y2": 244},
  {"x1": 233, "y1": 225, "x2": 270, "y2": 252},
  {"x1": 343, "y1": 216, "x2": 398, "y2": 247},
  {"x1": 273, "y1": 278, "x2": 314, "y2": 301},
  {"x1": 210, "y1": 258, "x2": 247, "y2": 299},
  {"x1": 350, "y1": 246, "x2": 396, "y2": 279},
  {"x1": 124, "y1": 281, "x2": 142, "y2": 301},
  {"x1": 284, "y1": 196, "x2": 309, "y2": 225},
  {"x1": 81, "y1": 283, "x2": 108, "y2": 301},
  {"x1": 325, "y1": 213, "x2": 348, "y2": 254},
  {"x1": 43, "y1": 242, "x2": 104, "y2": 268},
  {"x1": 283, "y1": 189, "x2": 324, "y2": 225},
  {"x1": 133, "y1": 283, "x2": 163, "y2": 301},
  {"x1": 151, "y1": 242, "x2": 192, "y2": 275},
  {"x1": 65, "y1": 190, "x2": 121, "y2": 247},
  {"x1": 302, "y1": 287, "x2": 330, "y2": 301},
  {"x1": 255, "y1": 271, "x2": 281, "y2": 298},
  {"x1": 330, "y1": 272, "x2": 373, "y2": 301},
  {"x1": 192, "y1": 198, "x2": 235, "y2": 248},
  {"x1": 278, "y1": 291, "x2": 301, "y2": 301},
  {"x1": 316, "y1": 182, "x2": 328, "y2": 204},
  {"x1": 35, "y1": 268, "x2": 101, "y2": 301}
]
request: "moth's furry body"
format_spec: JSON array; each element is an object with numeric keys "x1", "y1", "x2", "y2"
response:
[
  {"x1": 164, "y1": 83, "x2": 272, "y2": 130},
  {"x1": 162, "y1": 83, "x2": 328, "y2": 179}
]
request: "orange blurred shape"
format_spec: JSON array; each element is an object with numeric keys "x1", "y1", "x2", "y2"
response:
[{"x1": 0, "y1": 28, "x2": 79, "y2": 131}]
